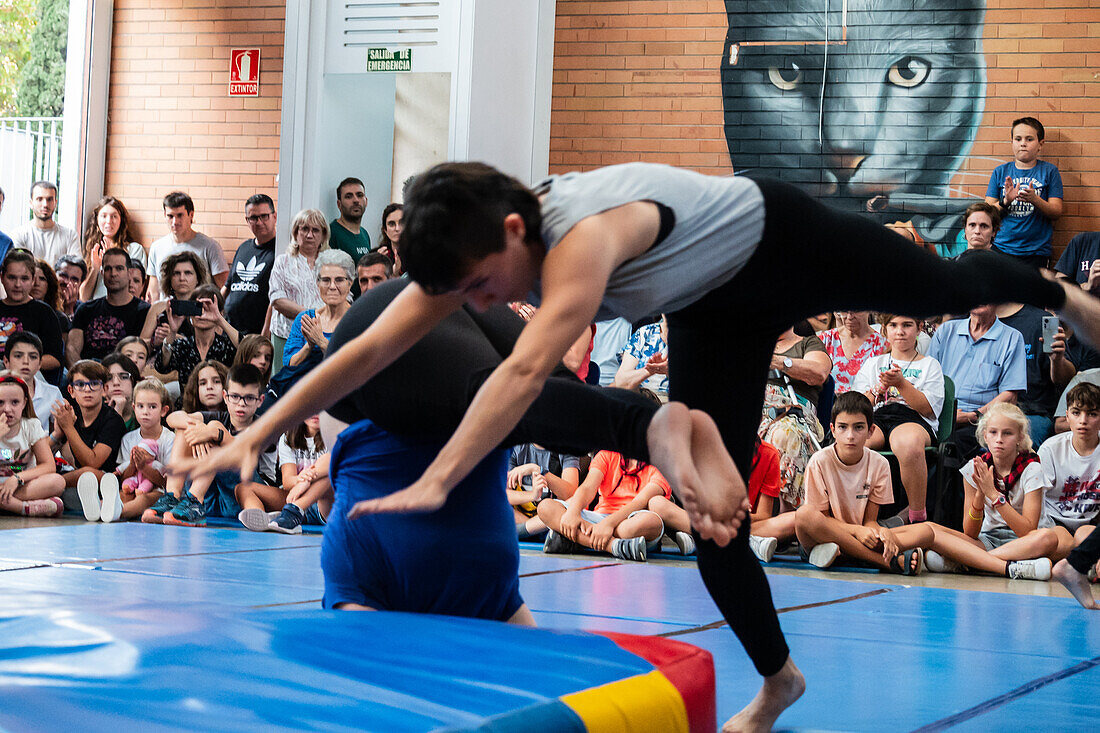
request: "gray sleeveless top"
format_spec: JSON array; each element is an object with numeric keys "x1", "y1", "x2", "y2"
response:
[{"x1": 533, "y1": 162, "x2": 765, "y2": 321}]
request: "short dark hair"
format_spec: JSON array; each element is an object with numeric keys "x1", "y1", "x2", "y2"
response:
[
  {"x1": 964, "y1": 201, "x2": 1001, "y2": 233},
  {"x1": 190, "y1": 283, "x2": 224, "y2": 310},
  {"x1": 1066, "y1": 382, "x2": 1100, "y2": 413},
  {"x1": 245, "y1": 193, "x2": 274, "y2": 210},
  {"x1": 163, "y1": 191, "x2": 194, "y2": 214},
  {"x1": 70, "y1": 359, "x2": 109, "y2": 383},
  {"x1": 227, "y1": 363, "x2": 263, "y2": 391},
  {"x1": 102, "y1": 352, "x2": 141, "y2": 385},
  {"x1": 4, "y1": 331, "x2": 43, "y2": 359},
  {"x1": 30, "y1": 180, "x2": 57, "y2": 197},
  {"x1": 336, "y1": 177, "x2": 365, "y2": 199},
  {"x1": 55, "y1": 254, "x2": 88, "y2": 280},
  {"x1": 1012, "y1": 116, "x2": 1045, "y2": 141},
  {"x1": 832, "y1": 391, "x2": 874, "y2": 426},
  {"x1": 102, "y1": 248, "x2": 131, "y2": 266},
  {"x1": 357, "y1": 251, "x2": 394, "y2": 276},
  {"x1": 401, "y1": 162, "x2": 542, "y2": 294}
]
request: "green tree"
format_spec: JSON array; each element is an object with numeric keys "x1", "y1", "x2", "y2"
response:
[
  {"x1": 0, "y1": 0, "x2": 38, "y2": 115},
  {"x1": 16, "y1": 0, "x2": 66, "y2": 117}
]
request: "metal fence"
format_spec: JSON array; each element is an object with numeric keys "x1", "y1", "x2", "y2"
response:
[{"x1": 0, "y1": 117, "x2": 64, "y2": 233}]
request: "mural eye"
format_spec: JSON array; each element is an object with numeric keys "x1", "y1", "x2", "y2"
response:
[
  {"x1": 767, "y1": 64, "x2": 802, "y2": 91},
  {"x1": 887, "y1": 56, "x2": 930, "y2": 88}
]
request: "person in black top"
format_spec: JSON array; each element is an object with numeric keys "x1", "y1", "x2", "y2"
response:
[
  {"x1": 224, "y1": 194, "x2": 277, "y2": 334},
  {"x1": 158, "y1": 284, "x2": 239, "y2": 391},
  {"x1": 68, "y1": 248, "x2": 150, "y2": 363},
  {"x1": 0, "y1": 249, "x2": 65, "y2": 382},
  {"x1": 1054, "y1": 231, "x2": 1100, "y2": 294},
  {"x1": 52, "y1": 360, "x2": 127, "y2": 486}
]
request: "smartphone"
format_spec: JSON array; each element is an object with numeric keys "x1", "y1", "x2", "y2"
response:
[
  {"x1": 170, "y1": 299, "x2": 203, "y2": 317},
  {"x1": 1041, "y1": 315, "x2": 1059, "y2": 354}
]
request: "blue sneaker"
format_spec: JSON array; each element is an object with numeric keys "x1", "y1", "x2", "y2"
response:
[
  {"x1": 163, "y1": 493, "x2": 206, "y2": 527},
  {"x1": 270, "y1": 503, "x2": 304, "y2": 534},
  {"x1": 141, "y1": 492, "x2": 179, "y2": 524}
]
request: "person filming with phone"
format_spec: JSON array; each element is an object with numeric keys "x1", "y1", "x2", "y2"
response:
[
  {"x1": 157, "y1": 284, "x2": 239, "y2": 396},
  {"x1": 68, "y1": 249, "x2": 151, "y2": 365}
]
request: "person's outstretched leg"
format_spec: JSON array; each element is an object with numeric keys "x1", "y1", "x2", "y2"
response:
[{"x1": 1055, "y1": 526, "x2": 1100, "y2": 609}]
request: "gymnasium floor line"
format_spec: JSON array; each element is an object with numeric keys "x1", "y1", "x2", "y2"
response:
[
  {"x1": 909, "y1": 653, "x2": 1100, "y2": 733},
  {"x1": 658, "y1": 586, "x2": 898, "y2": 638}
]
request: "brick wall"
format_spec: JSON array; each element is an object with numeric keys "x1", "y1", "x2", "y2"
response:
[
  {"x1": 103, "y1": 0, "x2": 284, "y2": 261},
  {"x1": 550, "y1": 1, "x2": 1100, "y2": 257}
]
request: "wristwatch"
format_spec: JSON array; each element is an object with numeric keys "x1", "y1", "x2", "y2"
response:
[
  {"x1": 782, "y1": 357, "x2": 793, "y2": 370},
  {"x1": 990, "y1": 495, "x2": 1007, "y2": 509}
]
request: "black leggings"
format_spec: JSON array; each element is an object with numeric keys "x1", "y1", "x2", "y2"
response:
[
  {"x1": 326, "y1": 279, "x2": 656, "y2": 463},
  {"x1": 1067, "y1": 526, "x2": 1100, "y2": 575},
  {"x1": 666, "y1": 177, "x2": 1065, "y2": 677}
]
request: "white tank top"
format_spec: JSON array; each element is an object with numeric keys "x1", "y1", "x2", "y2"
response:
[{"x1": 534, "y1": 163, "x2": 765, "y2": 321}]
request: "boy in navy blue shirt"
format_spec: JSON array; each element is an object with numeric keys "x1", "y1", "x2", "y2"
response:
[
  {"x1": 985, "y1": 116, "x2": 1063, "y2": 268},
  {"x1": 1055, "y1": 231, "x2": 1100, "y2": 296}
]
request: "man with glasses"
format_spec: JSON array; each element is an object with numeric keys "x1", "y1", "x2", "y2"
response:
[
  {"x1": 223, "y1": 194, "x2": 277, "y2": 334},
  {"x1": 68, "y1": 249, "x2": 151, "y2": 364},
  {"x1": 54, "y1": 255, "x2": 87, "y2": 318}
]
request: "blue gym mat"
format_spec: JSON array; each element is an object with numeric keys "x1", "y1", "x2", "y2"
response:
[{"x1": 1, "y1": 522, "x2": 1097, "y2": 731}]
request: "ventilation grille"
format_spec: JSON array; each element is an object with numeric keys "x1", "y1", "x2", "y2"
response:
[{"x1": 342, "y1": 1, "x2": 442, "y2": 48}]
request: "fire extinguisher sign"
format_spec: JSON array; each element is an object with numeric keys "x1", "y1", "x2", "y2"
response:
[{"x1": 229, "y1": 49, "x2": 260, "y2": 97}]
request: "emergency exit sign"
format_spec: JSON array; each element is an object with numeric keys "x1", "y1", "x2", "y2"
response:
[{"x1": 367, "y1": 48, "x2": 412, "y2": 72}]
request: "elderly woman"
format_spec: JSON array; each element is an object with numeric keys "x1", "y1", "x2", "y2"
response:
[
  {"x1": 759, "y1": 326, "x2": 832, "y2": 509},
  {"x1": 269, "y1": 209, "x2": 330, "y2": 372},
  {"x1": 283, "y1": 249, "x2": 354, "y2": 368},
  {"x1": 140, "y1": 250, "x2": 210, "y2": 349},
  {"x1": 818, "y1": 310, "x2": 888, "y2": 394},
  {"x1": 79, "y1": 197, "x2": 147, "y2": 300}
]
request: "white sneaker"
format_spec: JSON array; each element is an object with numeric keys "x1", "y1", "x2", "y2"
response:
[
  {"x1": 99, "y1": 473, "x2": 122, "y2": 523},
  {"x1": 924, "y1": 550, "x2": 962, "y2": 574},
  {"x1": 238, "y1": 508, "x2": 280, "y2": 532},
  {"x1": 808, "y1": 542, "x2": 841, "y2": 569},
  {"x1": 749, "y1": 535, "x2": 778, "y2": 563},
  {"x1": 672, "y1": 531, "x2": 696, "y2": 556},
  {"x1": 76, "y1": 472, "x2": 100, "y2": 522},
  {"x1": 1007, "y1": 557, "x2": 1052, "y2": 581}
]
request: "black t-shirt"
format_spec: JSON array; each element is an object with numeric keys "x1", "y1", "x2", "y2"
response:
[
  {"x1": 200, "y1": 410, "x2": 277, "y2": 478},
  {"x1": 72, "y1": 296, "x2": 151, "y2": 361},
  {"x1": 1068, "y1": 335, "x2": 1100, "y2": 373},
  {"x1": 1055, "y1": 232, "x2": 1100, "y2": 286},
  {"x1": 224, "y1": 237, "x2": 276, "y2": 334},
  {"x1": 1000, "y1": 306, "x2": 1059, "y2": 417},
  {"x1": 74, "y1": 404, "x2": 126, "y2": 471},
  {"x1": 0, "y1": 299, "x2": 65, "y2": 367}
]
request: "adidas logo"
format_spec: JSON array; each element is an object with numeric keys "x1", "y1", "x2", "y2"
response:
[{"x1": 236, "y1": 256, "x2": 266, "y2": 282}]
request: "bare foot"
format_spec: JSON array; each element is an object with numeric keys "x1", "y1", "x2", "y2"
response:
[
  {"x1": 1052, "y1": 275, "x2": 1100, "y2": 349},
  {"x1": 1053, "y1": 559, "x2": 1100, "y2": 610},
  {"x1": 722, "y1": 657, "x2": 805, "y2": 733}
]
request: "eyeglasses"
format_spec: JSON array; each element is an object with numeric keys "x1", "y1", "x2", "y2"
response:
[
  {"x1": 71, "y1": 380, "x2": 104, "y2": 391},
  {"x1": 108, "y1": 372, "x2": 133, "y2": 382},
  {"x1": 318, "y1": 276, "x2": 350, "y2": 287},
  {"x1": 225, "y1": 392, "x2": 260, "y2": 405},
  {"x1": 245, "y1": 213, "x2": 272, "y2": 224}
]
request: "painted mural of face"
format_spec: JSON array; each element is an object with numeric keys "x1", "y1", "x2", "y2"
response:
[{"x1": 722, "y1": 0, "x2": 986, "y2": 240}]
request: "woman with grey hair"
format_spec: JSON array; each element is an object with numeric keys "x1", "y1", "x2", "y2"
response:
[
  {"x1": 282, "y1": 248, "x2": 354, "y2": 368},
  {"x1": 269, "y1": 209, "x2": 330, "y2": 371}
]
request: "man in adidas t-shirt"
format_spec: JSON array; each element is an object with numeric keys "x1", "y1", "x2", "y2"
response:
[{"x1": 223, "y1": 194, "x2": 277, "y2": 335}]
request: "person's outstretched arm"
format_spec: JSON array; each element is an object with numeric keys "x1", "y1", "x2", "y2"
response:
[{"x1": 171, "y1": 282, "x2": 465, "y2": 481}]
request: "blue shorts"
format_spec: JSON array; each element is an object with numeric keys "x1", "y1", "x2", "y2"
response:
[
  {"x1": 321, "y1": 420, "x2": 523, "y2": 621},
  {"x1": 193, "y1": 469, "x2": 271, "y2": 519}
]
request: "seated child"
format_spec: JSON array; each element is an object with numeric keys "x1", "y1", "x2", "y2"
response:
[
  {"x1": 180, "y1": 360, "x2": 228, "y2": 412},
  {"x1": 116, "y1": 336, "x2": 153, "y2": 377},
  {"x1": 144, "y1": 364, "x2": 276, "y2": 526},
  {"x1": 921, "y1": 403, "x2": 1060, "y2": 580},
  {"x1": 3, "y1": 332, "x2": 63, "y2": 432},
  {"x1": 536, "y1": 449, "x2": 670, "y2": 562},
  {"x1": 237, "y1": 414, "x2": 331, "y2": 534},
  {"x1": 509, "y1": 442, "x2": 581, "y2": 540},
  {"x1": 794, "y1": 392, "x2": 933, "y2": 574},
  {"x1": 1037, "y1": 383, "x2": 1100, "y2": 559},
  {"x1": 103, "y1": 353, "x2": 141, "y2": 431},
  {"x1": 233, "y1": 334, "x2": 275, "y2": 387},
  {"x1": 92, "y1": 379, "x2": 175, "y2": 523},
  {"x1": 52, "y1": 360, "x2": 126, "y2": 517},
  {"x1": 0, "y1": 374, "x2": 65, "y2": 516},
  {"x1": 742, "y1": 438, "x2": 790, "y2": 562}
]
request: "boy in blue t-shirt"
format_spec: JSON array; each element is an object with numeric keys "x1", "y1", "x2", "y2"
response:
[{"x1": 985, "y1": 116, "x2": 1063, "y2": 267}]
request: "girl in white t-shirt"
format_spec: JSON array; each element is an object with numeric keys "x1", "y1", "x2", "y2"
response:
[
  {"x1": 0, "y1": 375, "x2": 66, "y2": 517},
  {"x1": 923, "y1": 404, "x2": 1061, "y2": 580},
  {"x1": 854, "y1": 314, "x2": 945, "y2": 523}
]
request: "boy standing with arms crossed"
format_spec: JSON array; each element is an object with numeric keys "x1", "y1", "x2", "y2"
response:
[
  {"x1": 795, "y1": 392, "x2": 932, "y2": 574},
  {"x1": 985, "y1": 116, "x2": 1063, "y2": 268}
]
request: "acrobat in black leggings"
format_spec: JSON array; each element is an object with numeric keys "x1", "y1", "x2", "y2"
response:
[
  {"x1": 1067, "y1": 529, "x2": 1100, "y2": 576},
  {"x1": 666, "y1": 176, "x2": 1066, "y2": 677}
]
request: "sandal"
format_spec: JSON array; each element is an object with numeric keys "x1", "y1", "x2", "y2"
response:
[{"x1": 889, "y1": 548, "x2": 924, "y2": 576}]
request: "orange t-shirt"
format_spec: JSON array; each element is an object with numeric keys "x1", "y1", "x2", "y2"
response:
[
  {"x1": 804, "y1": 446, "x2": 893, "y2": 526},
  {"x1": 748, "y1": 441, "x2": 782, "y2": 511},
  {"x1": 589, "y1": 450, "x2": 672, "y2": 514}
]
